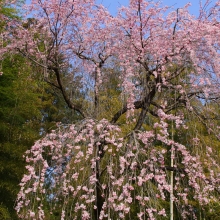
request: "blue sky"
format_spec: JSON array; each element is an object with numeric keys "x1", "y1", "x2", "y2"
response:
[
  {"x1": 96, "y1": 0, "x2": 206, "y2": 16},
  {"x1": 25, "y1": 0, "x2": 214, "y2": 17}
]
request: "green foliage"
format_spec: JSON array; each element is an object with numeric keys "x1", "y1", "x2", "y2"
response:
[
  {"x1": 0, "y1": 0, "x2": 23, "y2": 32},
  {"x1": 0, "y1": 204, "x2": 11, "y2": 220},
  {"x1": 0, "y1": 53, "x2": 79, "y2": 219},
  {"x1": 0, "y1": 55, "x2": 41, "y2": 219}
]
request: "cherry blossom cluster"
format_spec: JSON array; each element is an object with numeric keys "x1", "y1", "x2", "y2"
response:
[
  {"x1": 16, "y1": 115, "x2": 220, "y2": 219},
  {"x1": 1, "y1": 0, "x2": 220, "y2": 219}
]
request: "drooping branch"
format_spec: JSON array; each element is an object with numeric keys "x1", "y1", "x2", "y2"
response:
[
  {"x1": 49, "y1": 66, "x2": 86, "y2": 118},
  {"x1": 111, "y1": 100, "x2": 142, "y2": 123},
  {"x1": 134, "y1": 86, "x2": 156, "y2": 130},
  {"x1": 17, "y1": 48, "x2": 47, "y2": 69},
  {"x1": 17, "y1": 47, "x2": 86, "y2": 118}
]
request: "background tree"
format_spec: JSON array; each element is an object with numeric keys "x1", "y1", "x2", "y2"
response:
[
  {"x1": 1, "y1": 0, "x2": 220, "y2": 219},
  {"x1": 0, "y1": 54, "x2": 82, "y2": 220},
  {"x1": 0, "y1": 1, "x2": 88, "y2": 217},
  {"x1": 0, "y1": 54, "x2": 43, "y2": 219},
  {"x1": 0, "y1": 3, "x2": 83, "y2": 218}
]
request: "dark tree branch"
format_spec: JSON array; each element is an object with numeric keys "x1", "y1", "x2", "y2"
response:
[
  {"x1": 44, "y1": 78, "x2": 60, "y2": 89},
  {"x1": 49, "y1": 66, "x2": 86, "y2": 118},
  {"x1": 111, "y1": 100, "x2": 142, "y2": 123},
  {"x1": 134, "y1": 86, "x2": 156, "y2": 130}
]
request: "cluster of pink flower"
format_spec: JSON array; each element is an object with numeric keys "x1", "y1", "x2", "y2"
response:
[
  {"x1": 15, "y1": 114, "x2": 220, "y2": 219},
  {"x1": 1, "y1": 0, "x2": 219, "y2": 219}
]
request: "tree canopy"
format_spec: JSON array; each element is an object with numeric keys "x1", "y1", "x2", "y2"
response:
[{"x1": 0, "y1": 0, "x2": 220, "y2": 219}]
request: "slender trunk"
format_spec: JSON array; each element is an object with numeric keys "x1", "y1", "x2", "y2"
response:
[
  {"x1": 94, "y1": 145, "x2": 104, "y2": 220},
  {"x1": 170, "y1": 122, "x2": 174, "y2": 220},
  {"x1": 94, "y1": 67, "x2": 99, "y2": 119}
]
